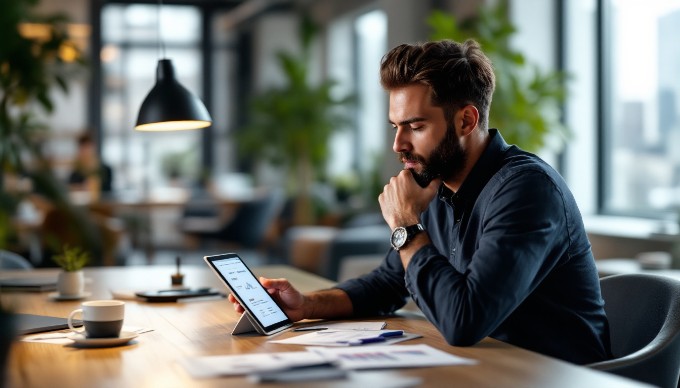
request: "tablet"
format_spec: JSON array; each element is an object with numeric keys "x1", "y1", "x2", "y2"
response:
[{"x1": 204, "y1": 253, "x2": 293, "y2": 335}]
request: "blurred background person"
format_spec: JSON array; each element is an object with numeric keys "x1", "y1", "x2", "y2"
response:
[{"x1": 68, "y1": 132, "x2": 112, "y2": 201}]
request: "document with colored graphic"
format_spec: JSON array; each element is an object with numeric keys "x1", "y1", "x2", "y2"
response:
[
  {"x1": 307, "y1": 344, "x2": 477, "y2": 370},
  {"x1": 270, "y1": 329, "x2": 421, "y2": 346}
]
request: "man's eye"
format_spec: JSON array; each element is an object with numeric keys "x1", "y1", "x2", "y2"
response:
[{"x1": 410, "y1": 125, "x2": 424, "y2": 131}]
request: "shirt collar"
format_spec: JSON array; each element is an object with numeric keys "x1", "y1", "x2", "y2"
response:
[{"x1": 438, "y1": 128, "x2": 511, "y2": 207}]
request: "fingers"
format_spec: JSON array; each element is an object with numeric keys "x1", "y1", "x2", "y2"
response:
[
  {"x1": 426, "y1": 177, "x2": 442, "y2": 193},
  {"x1": 228, "y1": 293, "x2": 244, "y2": 313},
  {"x1": 259, "y1": 277, "x2": 292, "y2": 291}
]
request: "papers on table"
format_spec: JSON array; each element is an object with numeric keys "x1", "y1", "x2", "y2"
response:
[
  {"x1": 309, "y1": 344, "x2": 477, "y2": 370},
  {"x1": 178, "y1": 344, "x2": 476, "y2": 379},
  {"x1": 177, "y1": 351, "x2": 330, "y2": 378},
  {"x1": 270, "y1": 329, "x2": 421, "y2": 346}
]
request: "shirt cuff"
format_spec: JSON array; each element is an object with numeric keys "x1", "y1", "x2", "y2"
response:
[{"x1": 404, "y1": 244, "x2": 445, "y2": 300}]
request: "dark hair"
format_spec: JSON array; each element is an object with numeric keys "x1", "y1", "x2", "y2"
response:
[
  {"x1": 77, "y1": 132, "x2": 95, "y2": 146},
  {"x1": 380, "y1": 39, "x2": 495, "y2": 129}
]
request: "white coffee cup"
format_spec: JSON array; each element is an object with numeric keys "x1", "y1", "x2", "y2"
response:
[{"x1": 68, "y1": 300, "x2": 125, "y2": 338}]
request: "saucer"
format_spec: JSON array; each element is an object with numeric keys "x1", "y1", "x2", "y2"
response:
[
  {"x1": 48, "y1": 291, "x2": 92, "y2": 301},
  {"x1": 67, "y1": 331, "x2": 138, "y2": 348}
]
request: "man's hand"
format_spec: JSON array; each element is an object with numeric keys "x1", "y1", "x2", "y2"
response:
[
  {"x1": 228, "y1": 276, "x2": 307, "y2": 322},
  {"x1": 379, "y1": 169, "x2": 440, "y2": 229}
]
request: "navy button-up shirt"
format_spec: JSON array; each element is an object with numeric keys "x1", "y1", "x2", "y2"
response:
[{"x1": 337, "y1": 129, "x2": 611, "y2": 365}]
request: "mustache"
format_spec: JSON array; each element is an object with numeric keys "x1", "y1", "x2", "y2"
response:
[
  {"x1": 398, "y1": 152, "x2": 436, "y2": 188},
  {"x1": 398, "y1": 152, "x2": 425, "y2": 164}
]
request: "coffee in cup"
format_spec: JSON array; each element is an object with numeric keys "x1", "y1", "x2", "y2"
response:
[{"x1": 68, "y1": 300, "x2": 125, "y2": 338}]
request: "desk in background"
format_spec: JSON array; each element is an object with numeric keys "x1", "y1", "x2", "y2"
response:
[
  {"x1": 2, "y1": 265, "x2": 648, "y2": 387},
  {"x1": 597, "y1": 257, "x2": 680, "y2": 280},
  {"x1": 103, "y1": 191, "x2": 247, "y2": 262}
]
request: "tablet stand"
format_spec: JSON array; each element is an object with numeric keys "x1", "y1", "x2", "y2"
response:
[{"x1": 231, "y1": 312, "x2": 265, "y2": 335}]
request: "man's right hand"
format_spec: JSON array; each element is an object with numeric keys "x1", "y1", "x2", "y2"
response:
[{"x1": 227, "y1": 276, "x2": 307, "y2": 322}]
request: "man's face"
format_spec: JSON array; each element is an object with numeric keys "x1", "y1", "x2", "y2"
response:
[{"x1": 389, "y1": 84, "x2": 467, "y2": 187}]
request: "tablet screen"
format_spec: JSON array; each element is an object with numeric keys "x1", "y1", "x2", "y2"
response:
[{"x1": 205, "y1": 253, "x2": 291, "y2": 333}]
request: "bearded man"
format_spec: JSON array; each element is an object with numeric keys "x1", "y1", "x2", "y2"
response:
[{"x1": 229, "y1": 39, "x2": 612, "y2": 365}]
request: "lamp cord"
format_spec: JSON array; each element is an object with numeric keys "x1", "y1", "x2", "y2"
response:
[{"x1": 157, "y1": 0, "x2": 166, "y2": 59}]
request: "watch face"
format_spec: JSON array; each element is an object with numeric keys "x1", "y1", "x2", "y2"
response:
[{"x1": 391, "y1": 227, "x2": 408, "y2": 249}]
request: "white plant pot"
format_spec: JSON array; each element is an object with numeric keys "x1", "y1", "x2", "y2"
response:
[{"x1": 57, "y1": 271, "x2": 85, "y2": 296}]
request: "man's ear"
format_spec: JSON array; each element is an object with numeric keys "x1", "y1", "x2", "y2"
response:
[{"x1": 457, "y1": 105, "x2": 479, "y2": 136}]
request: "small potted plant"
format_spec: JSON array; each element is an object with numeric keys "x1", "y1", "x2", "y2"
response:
[{"x1": 53, "y1": 245, "x2": 90, "y2": 297}]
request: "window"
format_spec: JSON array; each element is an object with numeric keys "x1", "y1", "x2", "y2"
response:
[
  {"x1": 326, "y1": 8, "x2": 387, "y2": 198},
  {"x1": 602, "y1": 0, "x2": 680, "y2": 218}
]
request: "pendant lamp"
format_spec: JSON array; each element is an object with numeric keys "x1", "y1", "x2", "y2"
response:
[
  {"x1": 135, "y1": 58, "x2": 212, "y2": 131},
  {"x1": 134, "y1": 1, "x2": 212, "y2": 131}
]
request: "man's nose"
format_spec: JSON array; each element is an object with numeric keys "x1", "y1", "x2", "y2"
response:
[{"x1": 393, "y1": 127, "x2": 411, "y2": 154}]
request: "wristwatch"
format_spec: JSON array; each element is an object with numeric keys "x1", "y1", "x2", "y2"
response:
[{"x1": 390, "y1": 223, "x2": 425, "y2": 251}]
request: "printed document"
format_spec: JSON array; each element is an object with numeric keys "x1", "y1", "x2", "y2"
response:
[
  {"x1": 270, "y1": 330, "x2": 421, "y2": 346},
  {"x1": 308, "y1": 344, "x2": 477, "y2": 370},
  {"x1": 178, "y1": 351, "x2": 330, "y2": 378}
]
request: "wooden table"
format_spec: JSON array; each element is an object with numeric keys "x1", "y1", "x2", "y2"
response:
[{"x1": 2, "y1": 265, "x2": 648, "y2": 388}]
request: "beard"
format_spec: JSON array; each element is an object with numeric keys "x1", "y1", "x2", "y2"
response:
[{"x1": 399, "y1": 123, "x2": 467, "y2": 187}]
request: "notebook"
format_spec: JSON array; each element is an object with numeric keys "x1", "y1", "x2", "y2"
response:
[
  {"x1": 0, "y1": 277, "x2": 57, "y2": 292},
  {"x1": 15, "y1": 313, "x2": 82, "y2": 335}
]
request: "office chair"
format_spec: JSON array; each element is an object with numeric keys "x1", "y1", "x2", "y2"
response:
[
  {"x1": 180, "y1": 188, "x2": 285, "y2": 252},
  {"x1": 0, "y1": 249, "x2": 33, "y2": 270},
  {"x1": 587, "y1": 273, "x2": 680, "y2": 388}
]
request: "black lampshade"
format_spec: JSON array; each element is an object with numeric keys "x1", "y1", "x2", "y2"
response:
[{"x1": 135, "y1": 59, "x2": 212, "y2": 131}]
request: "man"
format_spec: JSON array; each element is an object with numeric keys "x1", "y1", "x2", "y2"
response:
[
  {"x1": 229, "y1": 39, "x2": 612, "y2": 364},
  {"x1": 68, "y1": 132, "x2": 113, "y2": 196}
]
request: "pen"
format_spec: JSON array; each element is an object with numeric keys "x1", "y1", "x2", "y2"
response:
[
  {"x1": 293, "y1": 327, "x2": 328, "y2": 332},
  {"x1": 376, "y1": 330, "x2": 404, "y2": 338}
]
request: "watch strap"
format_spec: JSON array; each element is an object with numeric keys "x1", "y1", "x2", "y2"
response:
[{"x1": 405, "y1": 223, "x2": 425, "y2": 235}]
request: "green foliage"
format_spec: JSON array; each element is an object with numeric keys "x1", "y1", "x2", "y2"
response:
[
  {"x1": 427, "y1": 0, "x2": 570, "y2": 152},
  {"x1": 0, "y1": 0, "x2": 86, "y2": 180},
  {"x1": 0, "y1": 0, "x2": 100, "y2": 259},
  {"x1": 237, "y1": 13, "x2": 355, "y2": 189},
  {"x1": 52, "y1": 245, "x2": 89, "y2": 272}
]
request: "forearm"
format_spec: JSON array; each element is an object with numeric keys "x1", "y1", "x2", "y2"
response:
[
  {"x1": 396, "y1": 232, "x2": 431, "y2": 269},
  {"x1": 303, "y1": 288, "x2": 353, "y2": 319}
]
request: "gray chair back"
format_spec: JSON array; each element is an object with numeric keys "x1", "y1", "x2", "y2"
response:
[
  {"x1": 587, "y1": 273, "x2": 680, "y2": 388},
  {"x1": 0, "y1": 250, "x2": 33, "y2": 270}
]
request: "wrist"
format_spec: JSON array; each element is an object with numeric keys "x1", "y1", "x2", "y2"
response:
[
  {"x1": 389, "y1": 215, "x2": 420, "y2": 230},
  {"x1": 391, "y1": 223, "x2": 425, "y2": 251},
  {"x1": 302, "y1": 293, "x2": 314, "y2": 319}
]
